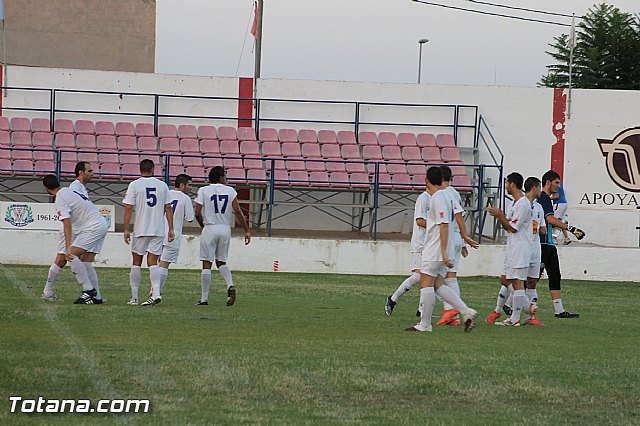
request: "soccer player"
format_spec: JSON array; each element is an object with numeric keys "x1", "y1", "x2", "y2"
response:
[
  {"x1": 156, "y1": 174, "x2": 195, "y2": 296},
  {"x1": 123, "y1": 159, "x2": 175, "y2": 306},
  {"x1": 487, "y1": 172, "x2": 536, "y2": 327},
  {"x1": 42, "y1": 162, "x2": 97, "y2": 302},
  {"x1": 552, "y1": 181, "x2": 571, "y2": 244},
  {"x1": 538, "y1": 170, "x2": 582, "y2": 318},
  {"x1": 42, "y1": 174, "x2": 108, "y2": 304},
  {"x1": 404, "y1": 166, "x2": 478, "y2": 333},
  {"x1": 194, "y1": 166, "x2": 251, "y2": 306}
]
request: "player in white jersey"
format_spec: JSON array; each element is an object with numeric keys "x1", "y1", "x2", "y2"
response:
[
  {"x1": 123, "y1": 159, "x2": 175, "y2": 306},
  {"x1": 487, "y1": 172, "x2": 536, "y2": 327},
  {"x1": 404, "y1": 166, "x2": 478, "y2": 333},
  {"x1": 42, "y1": 162, "x2": 103, "y2": 302},
  {"x1": 43, "y1": 174, "x2": 108, "y2": 305},
  {"x1": 154, "y1": 174, "x2": 195, "y2": 296},
  {"x1": 194, "y1": 166, "x2": 251, "y2": 306}
]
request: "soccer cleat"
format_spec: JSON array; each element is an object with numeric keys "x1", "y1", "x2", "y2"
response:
[
  {"x1": 496, "y1": 318, "x2": 521, "y2": 327},
  {"x1": 141, "y1": 295, "x2": 162, "y2": 306},
  {"x1": 462, "y1": 308, "x2": 478, "y2": 332},
  {"x1": 127, "y1": 298, "x2": 139, "y2": 305},
  {"x1": 524, "y1": 317, "x2": 544, "y2": 326},
  {"x1": 73, "y1": 289, "x2": 97, "y2": 305},
  {"x1": 485, "y1": 310, "x2": 501, "y2": 324},
  {"x1": 195, "y1": 300, "x2": 208, "y2": 306},
  {"x1": 226, "y1": 287, "x2": 236, "y2": 306},
  {"x1": 555, "y1": 311, "x2": 579, "y2": 318},
  {"x1": 91, "y1": 298, "x2": 104, "y2": 305},
  {"x1": 448, "y1": 318, "x2": 461, "y2": 326},
  {"x1": 403, "y1": 324, "x2": 432, "y2": 332},
  {"x1": 503, "y1": 304, "x2": 513, "y2": 316},
  {"x1": 41, "y1": 292, "x2": 59, "y2": 302},
  {"x1": 385, "y1": 296, "x2": 396, "y2": 316},
  {"x1": 436, "y1": 309, "x2": 460, "y2": 325}
]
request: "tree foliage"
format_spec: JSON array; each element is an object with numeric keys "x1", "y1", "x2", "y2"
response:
[{"x1": 540, "y1": 3, "x2": 640, "y2": 89}]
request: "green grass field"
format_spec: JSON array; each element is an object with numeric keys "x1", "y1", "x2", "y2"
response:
[{"x1": 1, "y1": 264, "x2": 639, "y2": 425}]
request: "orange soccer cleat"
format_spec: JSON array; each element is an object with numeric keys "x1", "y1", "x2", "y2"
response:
[
  {"x1": 436, "y1": 309, "x2": 460, "y2": 325},
  {"x1": 485, "y1": 310, "x2": 501, "y2": 324}
]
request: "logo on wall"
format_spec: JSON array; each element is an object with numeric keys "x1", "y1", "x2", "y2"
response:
[
  {"x1": 100, "y1": 208, "x2": 112, "y2": 228},
  {"x1": 598, "y1": 128, "x2": 640, "y2": 192},
  {"x1": 4, "y1": 204, "x2": 35, "y2": 227}
]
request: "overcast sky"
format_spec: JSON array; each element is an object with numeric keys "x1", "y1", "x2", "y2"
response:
[{"x1": 155, "y1": 0, "x2": 638, "y2": 87}]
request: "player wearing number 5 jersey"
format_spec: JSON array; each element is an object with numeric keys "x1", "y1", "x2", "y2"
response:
[
  {"x1": 123, "y1": 159, "x2": 175, "y2": 306},
  {"x1": 195, "y1": 166, "x2": 251, "y2": 306}
]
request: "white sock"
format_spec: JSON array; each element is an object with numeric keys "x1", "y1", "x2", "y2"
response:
[
  {"x1": 553, "y1": 298, "x2": 564, "y2": 314},
  {"x1": 130, "y1": 265, "x2": 141, "y2": 301},
  {"x1": 495, "y1": 285, "x2": 510, "y2": 313},
  {"x1": 201, "y1": 269, "x2": 212, "y2": 302},
  {"x1": 526, "y1": 288, "x2": 538, "y2": 304},
  {"x1": 44, "y1": 264, "x2": 62, "y2": 295},
  {"x1": 69, "y1": 256, "x2": 93, "y2": 291},
  {"x1": 83, "y1": 262, "x2": 101, "y2": 300},
  {"x1": 419, "y1": 287, "x2": 435, "y2": 329},
  {"x1": 219, "y1": 265, "x2": 233, "y2": 289},
  {"x1": 510, "y1": 290, "x2": 526, "y2": 322},
  {"x1": 443, "y1": 277, "x2": 460, "y2": 311},
  {"x1": 391, "y1": 273, "x2": 420, "y2": 302},
  {"x1": 149, "y1": 265, "x2": 161, "y2": 298},
  {"x1": 159, "y1": 267, "x2": 169, "y2": 294},
  {"x1": 435, "y1": 285, "x2": 469, "y2": 314}
]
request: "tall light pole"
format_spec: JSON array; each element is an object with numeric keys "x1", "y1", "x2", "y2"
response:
[{"x1": 417, "y1": 38, "x2": 429, "y2": 84}]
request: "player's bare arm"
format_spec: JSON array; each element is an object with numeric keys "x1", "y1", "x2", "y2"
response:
[
  {"x1": 164, "y1": 203, "x2": 175, "y2": 242},
  {"x1": 439, "y1": 223, "x2": 452, "y2": 268},
  {"x1": 62, "y1": 218, "x2": 73, "y2": 261},
  {"x1": 123, "y1": 204, "x2": 133, "y2": 245},
  {"x1": 487, "y1": 207, "x2": 518, "y2": 233},
  {"x1": 232, "y1": 198, "x2": 251, "y2": 245},
  {"x1": 455, "y1": 211, "x2": 479, "y2": 248},
  {"x1": 194, "y1": 203, "x2": 204, "y2": 227}
]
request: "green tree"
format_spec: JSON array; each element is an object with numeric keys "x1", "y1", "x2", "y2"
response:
[{"x1": 539, "y1": 3, "x2": 640, "y2": 89}]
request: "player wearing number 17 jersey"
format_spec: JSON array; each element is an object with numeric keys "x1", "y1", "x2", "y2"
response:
[{"x1": 195, "y1": 166, "x2": 251, "y2": 306}]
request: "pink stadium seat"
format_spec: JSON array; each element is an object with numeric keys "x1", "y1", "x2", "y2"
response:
[
  {"x1": 329, "y1": 172, "x2": 350, "y2": 188},
  {"x1": 169, "y1": 165, "x2": 186, "y2": 177},
  {"x1": 452, "y1": 175, "x2": 473, "y2": 192},
  {"x1": 203, "y1": 156, "x2": 223, "y2": 168},
  {"x1": 186, "y1": 167, "x2": 207, "y2": 182},
  {"x1": 398, "y1": 133, "x2": 417, "y2": 147},
  {"x1": 350, "y1": 173, "x2": 370, "y2": 188},
  {"x1": 402, "y1": 147, "x2": 422, "y2": 162},
  {"x1": 309, "y1": 171, "x2": 330, "y2": 187},
  {"x1": 183, "y1": 156, "x2": 203, "y2": 167},
  {"x1": 35, "y1": 160, "x2": 55, "y2": 173},
  {"x1": 411, "y1": 175, "x2": 425, "y2": 187},
  {"x1": 317, "y1": 130, "x2": 337, "y2": 144},
  {"x1": 321, "y1": 144, "x2": 340, "y2": 159},
  {"x1": 448, "y1": 163, "x2": 467, "y2": 176},
  {"x1": 341, "y1": 145, "x2": 361, "y2": 160},
  {"x1": 75, "y1": 120, "x2": 95, "y2": 135},
  {"x1": 223, "y1": 158, "x2": 243, "y2": 169},
  {"x1": 357, "y1": 132, "x2": 378, "y2": 146},
  {"x1": 0, "y1": 131, "x2": 9, "y2": 145},
  {"x1": 247, "y1": 169, "x2": 267, "y2": 184},
  {"x1": 362, "y1": 145, "x2": 382, "y2": 161},
  {"x1": 197, "y1": 125, "x2": 217, "y2": 140},
  {"x1": 417, "y1": 133, "x2": 437, "y2": 147},
  {"x1": 337, "y1": 131, "x2": 357, "y2": 145},
  {"x1": 436, "y1": 134, "x2": 455, "y2": 148},
  {"x1": 305, "y1": 159, "x2": 326, "y2": 172},
  {"x1": 122, "y1": 163, "x2": 140, "y2": 176},
  {"x1": 138, "y1": 137, "x2": 157, "y2": 151},
  {"x1": 0, "y1": 117, "x2": 9, "y2": 131},
  {"x1": 98, "y1": 153, "x2": 119, "y2": 164},
  {"x1": 0, "y1": 145, "x2": 10, "y2": 159},
  {"x1": 243, "y1": 158, "x2": 263, "y2": 170},
  {"x1": 32, "y1": 132, "x2": 53, "y2": 147},
  {"x1": 135, "y1": 123, "x2": 155, "y2": 137},
  {"x1": 382, "y1": 146, "x2": 402, "y2": 161},
  {"x1": 177, "y1": 124, "x2": 198, "y2": 139},
  {"x1": 392, "y1": 174, "x2": 411, "y2": 189},
  {"x1": 76, "y1": 134, "x2": 96, "y2": 150},
  {"x1": 160, "y1": 138, "x2": 180, "y2": 153},
  {"x1": 11, "y1": 132, "x2": 31, "y2": 146},
  {"x1": 345, "y1": 161, "x2": 366, "y2": 173},
  {"x1": 220, "y1": 140, "x2": 240, "y2": 155},
  {"x1": 11, "y1": 117, "x2": 31, "y2": 132},
  {"x1": 285, "y1": 160, "x2": 306, "y2": 171},
  {"x1": 289, "y1": 171, "x2": 309, "y2": 186},
  {"x1": 378, "y1": 132, "x2": 398, "y2": 146},
  {"x1": 217, "y1": 126, "x2": 237, "y2": 140},
  {"x1": 237, "y1": 127, "x2": 257, "y2": 141},
  {"x1": 298, "y1": 129, "x2": 317, "y2": 143},
  {"x1": 115, "y1": 122, "x2": 135, "y2": 137},
  {"x1": 60, "y1": 161, "x2": 76, "y2": 177},
  {"x1": 239, "y1": 140, "x2": 259, "y2": 156},
  {"x1": 139, "y1": 153, "x2": 160, "y2": 165},
  {"x1": 55, "y1": 133, "x2": 75, "y2": 149},
  {"x1": 99, "y1": 163, "x2": 120, "y2": 178},
  {"x1": 95, "y1": 121, "x2": 115, "y2": 136},
  {"x1": 180, "y1": 138, "x2": 199, "y2": 154},
  {"x1": 120, "y1": 154, "x2": 139, "y2": 165},
  {"x1": 226, "y1": 168, "x2": 246, "y2": 183},
  {"x1": 421, "y1": 147, "x2": 442, "y2": 162},
  {"x1": 281, "y1": 142, "x2": 302, "y2": 157},
  {"x1": 54, "y1": 119, "x2": 74, "y2": 134},
  {"x1": 259, "y1": 127, "x2": 279, "y2": 142},
  {"x1": 158, "y1": 124, "x2": 178, "y2": 138},
  {"x1": 33, "y1": 150, "x2": 54, "y2": 161},
  {"x1": 269, "y1": 159, "x2": 286, "y2": 170},
  {"x1": 96, "y1": 135, "x2": 117, "y2": 151},
  {"x1": 261, "y1": 141, "x2": 281, "y2": 157},
  {"x1": 31, "y1": 118, "x2": 50, "y2": 133},
  {"x1": 387, "y1": 163, "x2": 407, "y2": 175},
  {"x1": 378, "y1": 173, "x2": 393, "y2": 189},
  {"x1": 272, "y1": 169, "x2": 289, "y2": 184},
  {"x1": 78, "y1": 152, "x2": 98, "y2": 163},
  {"x1": 200, "y1": 139, "x2": 219, "y2": 154},
  {"x1": 11, "y1": 148, "x2": 32, "y2": 160},
  {"x1": 407, "y1": 163, "x2": 426, "y2": 175},
  {"x1": 13, "y1": 159, "x2": 34, "y2": 175},
  {"x1": 367, "y1": 163, "x2": 387, "y2": 174},
  {"x1": 301, "y1": 143, "x2": 321, "y2": 158},
  {"x1": 325, "y1": 161, "x2": 347, "y2": 173},
  {"x1": 117, "y1": 136, "x2": 137, "y2": 151},
  {"x1": 441, "y1": 147, "x2": 461, "y2": 162},
  {"x1": 278, "y1": 128, "x2": 298, "y2": 143},
  {"x1": 60, "y1": 151, "x2": 77, "y2": 162}
]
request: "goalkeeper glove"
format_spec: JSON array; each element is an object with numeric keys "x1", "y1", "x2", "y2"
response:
[{"x1": 568, "y1": 225, "x2": 585, "y2": 240}]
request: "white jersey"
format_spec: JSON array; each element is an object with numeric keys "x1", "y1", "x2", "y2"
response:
[
  {"x1": 505, "y1": 195, "x2": 532, "y2": 268},
  {"x1": 195, "y1": 184, "x2": 238, "y2": 227},
  {"x1": 55, "y1": 187, "x2": 106, "y2": 233},
  {"x1": 444, "y1": 185, "x2": 463, "y2": 234},
  {"x1": 164, "y1": 189, "x2": 195, "y2": 248},
  {"x1": 123, "y1": 177, "x2": 171, "y2": 237},
  {"x1": 422, "y1": 190, "x2": 453, "y2": 262},
  {"x1": 69, "y1": 179, "x2": 89, "y2": 199},
  {"x1": 411, "y1": 191, "x2": 431, "y2": 252},
  {"x1": 529, "y1": 200, "x2": 545, "y2": 263}
]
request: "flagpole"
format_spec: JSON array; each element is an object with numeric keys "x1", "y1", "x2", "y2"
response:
[
  {"x1": 254, "y1": 0, "x2": 263, "y2": 81},
  {"x1": 567, "y1": 13, "x2": 575, "y2": 119}
]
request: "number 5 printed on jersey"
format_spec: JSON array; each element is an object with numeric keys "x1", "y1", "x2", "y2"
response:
[
  {"x1": 146, "y1": 187, "x2": 157, "y2": 207},
  {"x1": 211, "y1": 194, "x2": 229, "y2": 213}
]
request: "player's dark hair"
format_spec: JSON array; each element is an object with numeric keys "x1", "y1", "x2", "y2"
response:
[
  {"x1": 74, "y1": 161, "x2": 89, "y2": 177},
  {"x1": 541, "y1": 170, "x2": 560, "y2": 187},
  {"x1": 524, "y1": 176, "x2": 541, "y2": 193},
  {"x1": 209, "y1": 166, "x2": 225, "y2": 184},
  {"x1": 43, "y1": 174, "x2": 60, "y2": 190},
  {"x1": 426, "y1": 166, "x2": 443, "y2": 186},
  {"x1": 439, "y1": 165, "x2": 452, "y2": 182},
  {"x1": 175, "y1": 174, "x2": 192, "y2": 188},
  {"x1": 506, "y1": 172, "x2": 523, "y2": 190},
  {"x1": 140, "y1": 159, "x2": 154, "y2": 174}
]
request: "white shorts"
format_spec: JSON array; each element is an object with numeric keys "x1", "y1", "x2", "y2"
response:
[
  {"x1": 160, "y1": 245, "x2": 180, "y2": 264},
  {"x1": 71, "y1": 222, "x2": 108, "y2": 254},
  {"x1": 420, "y1": 260, "x2": 447, "y2": 278},
  {"x1": 505, "y1": 266, "x2": 528, "y2": 281},
  {"x1": 447, "y1": 234, "x2": 463, "y2": 273},
  {"x1": 554, "y1": 203, "x2": 568, "y2": 219},
  {"x1": 57, "y1": 229, "x2": 76, "y2": 254},
  {"x1": 527, "y1": 262, "x2": 541, "y2": 279},
  {"x1": 200, "y1": 225, "x2": 231, "y2": 263},
  {"x1": 411, "y1": 251, "x2": 422, "y2": 272},
  {"x1": 132, "y1": 236, "x2": 164, "y2": 256}
]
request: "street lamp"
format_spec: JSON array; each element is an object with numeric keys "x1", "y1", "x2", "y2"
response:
[{"x1": 417, "y1": 38, "x2": 429, "y2": 84}]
